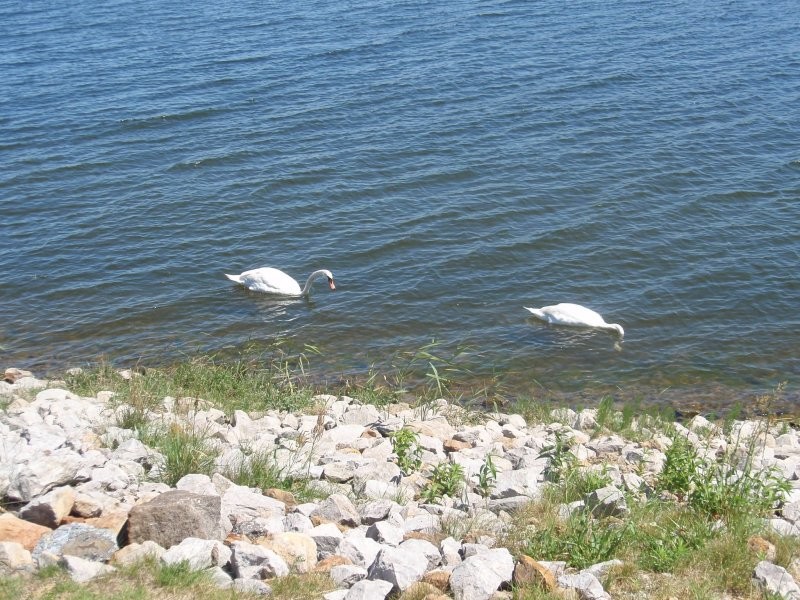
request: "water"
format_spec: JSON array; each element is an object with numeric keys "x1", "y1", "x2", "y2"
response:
[{"x1": 2, "y1": 1, "x2": 799, "y2": 412}]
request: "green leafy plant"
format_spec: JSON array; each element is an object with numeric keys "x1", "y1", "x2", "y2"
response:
[
  {"x1": 657, "y1": 430, "x2": 790, "y2": 521},
  {"x1": 691, "y1": 440, "x2": 790, "y2": 520},
  {"x1": 539, "y1": 429, "x2": 577, "y2": 483},
  {"x1": 523, "y1": 510, "x2": 630, "y2": 570},
  {"x1": 657, "y1": 434, "x2": 701, "y2": 500},
  {"x1": 476, "y1": 453, "x2": 497, "y2": 498},
  {"x1": 421, "y1": 461, "x2": 464, "y2": 504},
  {"x1": 390, "y1": 428, "x2": 423, "y2": 475}
]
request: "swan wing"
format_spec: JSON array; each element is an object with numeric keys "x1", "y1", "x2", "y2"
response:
[
  {"x1": 232, "y1": 267, "x2": 303, "y2": 295},
  {"x1": 539, "y1": 303, "x2": 607, "y2": 327}
]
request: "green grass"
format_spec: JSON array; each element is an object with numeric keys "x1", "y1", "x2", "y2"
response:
[
  {"x1": 155, "y1": 561, "x2": 211, "y2": 588},
  {"x1": 66, "y1": 346, "x2": 319, "y2": 418},
  {"x1": 144, "y1": 423, "x2": 221, "y2": 487},
  {"x1": 0, "y1": 558, "x2": 267, "y2": 600},
  {"x1": 222, "y1": 447, "x2": 326, "y2": 502}
]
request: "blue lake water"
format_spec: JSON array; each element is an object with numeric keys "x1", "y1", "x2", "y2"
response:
[{"x1": 1, "y1": 1, "x2": 799, "y2": 411}]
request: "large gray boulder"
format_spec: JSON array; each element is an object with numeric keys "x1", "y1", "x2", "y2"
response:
[{"x1": 122, "y1": 490, "x2": 226, "y2": 548}]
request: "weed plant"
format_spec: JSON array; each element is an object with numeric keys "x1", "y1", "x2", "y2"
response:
[
  {"x1": 476, "y1": 453, "x2": 497, "y2": 498},
  {"x1": 538, "y1": 429, "x2": 577, "y2": 483},
  {"x1": 657, "y1": 429, "x2": 789, "y2": 521},
  {"x1": 523, "y1": 510, "x2": 631, "y2": 570},
  {"x1": 421, "y1": 461, "x2": 464, "y2": 503},
  {"x1": 390, "y1": 428, "x2": 423, "y2": 475}
]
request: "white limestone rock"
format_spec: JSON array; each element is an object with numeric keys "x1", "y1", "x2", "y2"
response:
[
  {"x1": 230, "y1": 540, "x2": 290, "y2": 579},
  {"x1": 366, "y1": 521, "x2": 404, "y2": 547},
  {"x1": 309, "y1": 523, "x2": 345, "y2": 558},
  {"x1": 330, "y1": 563, "x2": 368, "y2": 588},
  {"x1": 0, "y1": 541, "x2": 33, "y2": 575},
  {"x1": 398, "y1": 538, "x2": 441, "y2": 571},
  {"x1": 19, "y1": 485, "x2": 75, "y2": 528},
  {"x1": 161, "y1": 538, "x2": 231, "y2": 571},
  {"x1": 311, "y1": 493, "x2": 361, "y2": 527},
  {"x1": 344, "y1": 578, "x2": 393, "y2": 600},
  {"x1": 61, "y1": 554, "x2": 117, "y2": 583},
  {"x1": 449, "y1": 548, "x2": 514, "y2": 600},
  {"x1": 367, "y1": 545, "x2": 429, "y2": 593},
  {"x1": 558, "y1": 572, "x2": 612, "y2": 600},
  {"x1": 338, "y1": 535, "x2": 383, "y2": 569}
]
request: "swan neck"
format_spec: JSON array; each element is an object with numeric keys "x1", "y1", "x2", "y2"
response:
[{"x1": 300, "y1": 270, "x2": 323, "y2": 295}]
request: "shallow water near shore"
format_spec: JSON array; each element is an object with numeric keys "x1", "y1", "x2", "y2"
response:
[{"x1": 1, "y1": 1, "x2": 799, "y2": 411}]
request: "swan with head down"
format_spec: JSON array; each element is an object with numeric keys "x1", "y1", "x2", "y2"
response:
[
  {"x1": 225, "y1": 267, "x2": 335, "y2": 297},
  {"x1": 524, "y1": 303, "x2": 624, "y2": 338}
]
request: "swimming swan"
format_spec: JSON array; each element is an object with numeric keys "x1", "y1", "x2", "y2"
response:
[
  {"x1": 524, "y1": 303, "x2": 624, "y2": 338},
  {"x1": 225, "y1": 267, "x2": 335, "y2": 296}
]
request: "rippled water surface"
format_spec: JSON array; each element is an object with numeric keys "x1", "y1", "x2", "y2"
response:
[{"x1": 2, "y1": 1, "x2": 799, "y2": 410}]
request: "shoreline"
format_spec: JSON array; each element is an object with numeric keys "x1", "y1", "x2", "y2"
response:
[
  {"x1": 2, "y1": 364, "x2": 800, "y2": 598},
  {"x1": 7, "y1": 345, "x2": 797, "y2": 420}
]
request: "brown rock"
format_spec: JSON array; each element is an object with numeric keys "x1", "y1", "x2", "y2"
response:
[
  {"x1": 310, "y1": 515, "x2": 330, "y2": 527},
  {"x1": 0, "y1": 513, "x2": 52, "y2": 551},
  {"x1": 513, "y1": 555, "x2": 557, "y2": 591},
  {"x1": 313, "y1": 554, "x2": 353, "y2": 572},
  {"x1": 61, "y1": 508, "x2": 130, "y2": 535},
  {"x1": 747, "y1": 535, "x2": 777, "y2": 562},
  {"x1": 259, "y1": 531, "x2": 318, "y2": 573},
  {"x1": 443, "y1": 439, "x2": 471, "y2": 452},
  {"x1": 4, "y1": 368, "x2": 33, "y2": 383},
  {"x1": 398, "y1": 582, "x2": 442, "y2": 599},
  {"x1": 122, "y1": 490, "x2": 225, "y2": 548},
  {"x1": 225, "y1": 532, "x2": 251, "y2": 544},
  {"x1": 264, "y1": 488, "x2": 296, "y2": 508},
  {"x1": 422, "y1": 569, "x2": 451, "y2": 591}
]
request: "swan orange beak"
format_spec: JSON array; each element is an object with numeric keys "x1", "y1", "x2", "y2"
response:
[{"x1": 328, "y1": 278, "x2": 336, "y2": 290}]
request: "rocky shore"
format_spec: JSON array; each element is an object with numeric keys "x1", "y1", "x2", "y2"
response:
[{"x1": 1, "y1": 367, "x2": 800, "y2": 599}]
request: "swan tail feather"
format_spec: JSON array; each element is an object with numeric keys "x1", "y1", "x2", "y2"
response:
[
  {"x1": 225, "y1": 273, "x2": 242, "y2": 283},
  {"x1": 524, "y1": 307, "x2": 545, "y2": 319}
]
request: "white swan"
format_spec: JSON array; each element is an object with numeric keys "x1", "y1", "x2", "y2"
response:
[
  {"x1": 524, "y1": 303, "x2": 624, "y2": 338},
  {"x1": 225, "y1": 267, "x2": 335, "y2": 296}
]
